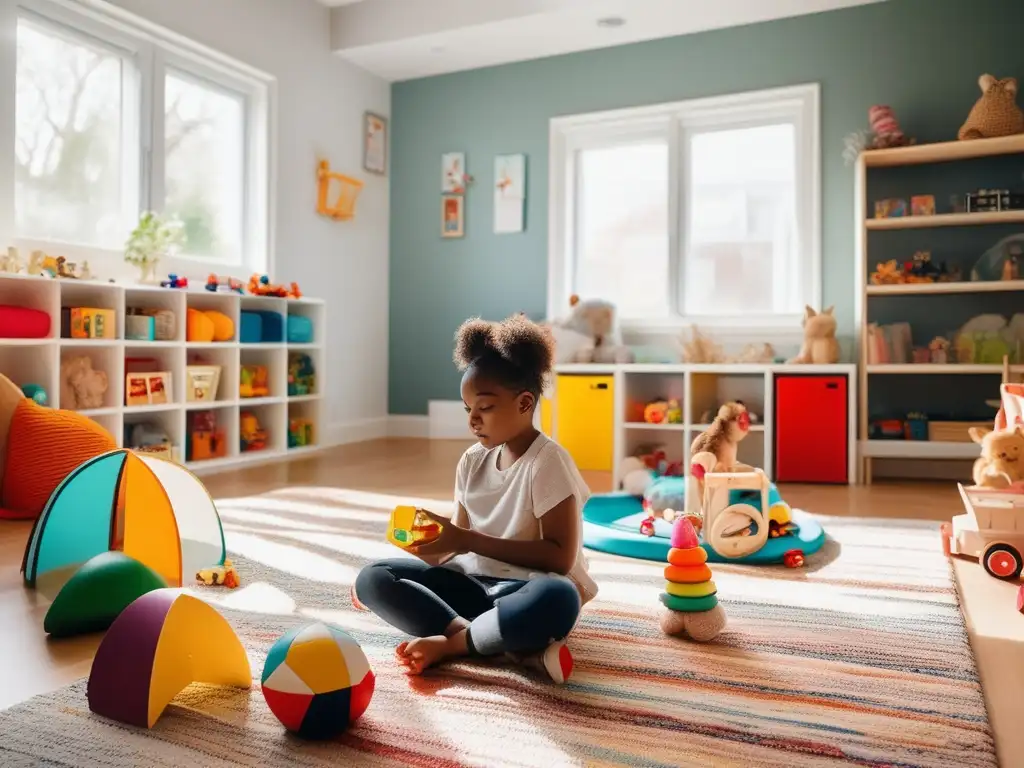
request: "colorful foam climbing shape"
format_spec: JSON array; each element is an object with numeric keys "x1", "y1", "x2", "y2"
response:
[
  {"x1": 261, "y1": 622, "x2": 375, "y2": 739},
  {"x1": 44, "y1": 552, "x2": 167, "y2": 638},
  {"x1": 661, "y1": 517, "x2": 719, "y2": 613},
  {"x1": 87, "y1": 589, "x2": 251, "y2": 728}
]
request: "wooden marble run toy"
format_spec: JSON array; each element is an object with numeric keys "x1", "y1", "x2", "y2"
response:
[
  {"x1": 942, "y1": 381, "x2": 1024, "y2": 580},
  {"x1": 317, "y1": 159, "x2": 363, "y2": 221},
  {"x1": 686, "y1": 454, "x2": 772, "y2": 560},
  {"x1": 387, "y1": 506, "x2": 442, "y2": 549}
]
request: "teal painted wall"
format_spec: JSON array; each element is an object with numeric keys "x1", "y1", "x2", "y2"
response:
[{"x1": 389, "y1": 0, "x2": 1024, "y2": 415}]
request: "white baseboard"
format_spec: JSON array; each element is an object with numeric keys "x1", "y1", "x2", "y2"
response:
[
  {"x1": 387, "y1": 401, "x2": 473, "y2": 440},
  {"x1": 324, "y1": 417, "x2": 390, "y2": 446}
]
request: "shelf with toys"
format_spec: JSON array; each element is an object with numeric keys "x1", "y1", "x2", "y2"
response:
[
  {"x1": 546, "y1": 362, "x2": 858, "y2": 488},
  {"x1": 855, "y1": 129, "x2": 1024, "y2": 483},
  {"x1": 0, "y1": 271, "x2": 325, "y2": 476}
]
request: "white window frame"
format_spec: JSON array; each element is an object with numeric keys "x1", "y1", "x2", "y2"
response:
[
  {"x1": 4, "y1": 0, "x2": 276, "y2": 275},
  {"x1": 548, "y1": 83, "x2": 820, "y2": 335}
]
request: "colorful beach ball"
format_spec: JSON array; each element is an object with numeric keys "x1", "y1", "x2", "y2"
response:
[{"x1": 261, "y1": 622, "x2": 375, "y2": 739}]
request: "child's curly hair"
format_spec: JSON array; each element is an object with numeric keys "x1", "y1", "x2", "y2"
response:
[{"x1": 454, "y1": 314, "x2": 555, "y2": 398}]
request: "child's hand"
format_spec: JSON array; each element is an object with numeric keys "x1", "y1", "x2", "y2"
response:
[{"x1": 409, "y1": 508, "x2": 471, "y2": 558}]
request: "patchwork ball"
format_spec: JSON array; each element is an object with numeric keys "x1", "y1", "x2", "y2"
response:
[{"x1": 261, "y1": 622, "x2": 375, "y2": 739}]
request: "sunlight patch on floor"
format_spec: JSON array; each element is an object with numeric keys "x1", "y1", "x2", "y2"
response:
[
  {"x1": 254, "y1": 487, "x2": 452, "y2": 515},
  {"x1": 218, "y1": 507, "x2": 359, "y2": 532},
  {"x1": 224, "y1": 532, "x2": 360, "y2": 585},
  {"x1": 185, "y1": 581, "x2": 297, "y2": 616},
  {"x1": 228, "y1": 527, "x2": 398, "y2": 562},
  {"x1": 218, "y1": 498, "x2": 385, "y2": 522}
]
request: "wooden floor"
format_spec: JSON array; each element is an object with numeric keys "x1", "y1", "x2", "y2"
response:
[{"x1": 0, "y1": 439, "x2": 1017, "y2": 764}]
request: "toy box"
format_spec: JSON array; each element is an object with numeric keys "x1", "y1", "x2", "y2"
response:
[
  {"x1": 240, "y1": 365, "x2": 269, "y2": 398},
  {"x1": 188, "y1": 410, "x2": 227, "y2": 461},
  {"x1": 125, "y1": 315, "x2": 155, "y2": 341},
  {"x1": 874, "y1": 198, "x2": 908, "y2": 218},
  {"x1": 287, "y1": 315, "x2": 314, "y2": 344},
  {"x1": 186, "y1": 365, "x2": 222, "y2": 402},
  {"x1": 70, "y1": 308, "x2": 115, "y2": 339}
]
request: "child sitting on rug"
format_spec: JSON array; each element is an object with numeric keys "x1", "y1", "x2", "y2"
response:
[{"x1": 354, "y1": 314, "x2": 597, "y2": 684}]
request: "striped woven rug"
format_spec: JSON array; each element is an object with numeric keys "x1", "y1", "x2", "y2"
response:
[{"x1": 0, "y1": 488, "x2": 996, "y2": 768}]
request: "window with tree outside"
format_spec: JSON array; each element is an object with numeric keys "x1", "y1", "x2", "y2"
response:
[
  {"x1": 13, "y1": 4, "x2": 270, "y2": 270},
  {"x1": 549, "y1": 84, "x2": 820, "y2": 332}
]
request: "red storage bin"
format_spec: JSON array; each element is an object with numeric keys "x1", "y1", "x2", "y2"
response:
[{"x1": 774, "y1": 374, "x2": 848, "y2": 484}]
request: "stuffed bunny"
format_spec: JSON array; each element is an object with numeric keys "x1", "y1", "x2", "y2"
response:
[
  {"x1": 551, "y1": 295, "x2": 634, "y2": 364},
  {"x1": 788, "y1": 305, "x2": 840, "y2": 364},
  {"x1": 959, "y1": 74, "x2": 1024, "y2": 140}
]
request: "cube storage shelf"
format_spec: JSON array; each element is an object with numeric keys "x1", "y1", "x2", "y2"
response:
[
  {"x1": 0, "y1": 273, "x2": 326, "y2": 475},
  {"x1": 547, "y1": 363, "x2": 857, "y2": 486}
]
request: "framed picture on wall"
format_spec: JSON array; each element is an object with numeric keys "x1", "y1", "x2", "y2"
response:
[
  {"x1": 363, "y1": 112, "x2": 388, "y2": 175},
  {"x1": 494, "y1": 153, "x2": 526, "y2": 233},
  {"x1": 441, "y1": 194, "x2": 464, "y2": 238}
]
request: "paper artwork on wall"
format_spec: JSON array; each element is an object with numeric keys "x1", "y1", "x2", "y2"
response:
[
  {"x1": 442, "y1": 152, "x2": 467, "y2": 193},
  {"x1": 441, "y1": 194, "x2": 464, "y2": 238},
  {"x1": 494, "y1": 153, "x2": 526, "y2": 234},
  {"x1": 363, "y1": 112, "x2": 388, "y2": 175}
]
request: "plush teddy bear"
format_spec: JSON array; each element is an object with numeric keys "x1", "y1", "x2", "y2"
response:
[
  {"x1": 551, "y1": 295, "x2": 634, "y2": 364},
  {"x1": 788, "y1": 305, "x2": 840, "y2": 364},
  {"x1": 959, "y1": 74, "x2": 1024, "y2": 141},
  {"x1": 60, "y1": 356, "x2": 109, "y2": 410},
  {"x1": 969, "y1": 425, "x2": 1024, "y2": 488}
]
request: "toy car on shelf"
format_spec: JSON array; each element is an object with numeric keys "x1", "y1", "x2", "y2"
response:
[{"x1": 943, "y1": 483, "x2": 1024, "y2": 580}]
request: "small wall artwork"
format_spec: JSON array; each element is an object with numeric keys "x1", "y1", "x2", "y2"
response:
[
  {"x1": 494, "y1": 153, "x2": 525, "y2": 234},
  {"x1": 363, "y1": 112, "x2": 388, "y2": 175},
  {"x1": 441, "y1": 194, "x2": 464, "y2": 238},
  {"x1": 442, "y1": 152, "x2": 467, "y2": 193}
]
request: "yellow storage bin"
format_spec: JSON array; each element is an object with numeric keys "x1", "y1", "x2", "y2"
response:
[
  {"x1": 539, "y1": 395, "x2": 553, "y2": 437},
  {"x1": 555, "y1": 374, "x2": 614, "y2": 471}
]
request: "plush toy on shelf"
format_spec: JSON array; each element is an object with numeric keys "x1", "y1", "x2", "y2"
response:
[
  {"x1": 788, "y1": 305, "x2": 840, "y2": 364},
  {"x1": 547, "y1": 295, "x2": 634, "y2": 364},
  {"x1": 59, "y1": 356, "x2": 109, "y2": 410},
  {"x1": 959, "y1": 74, "x2": 1024, "y2": 141}
]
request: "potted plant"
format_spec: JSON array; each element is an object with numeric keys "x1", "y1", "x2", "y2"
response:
[{"x1": 124, "y1": 211, "x2": 186, "y2": 284}]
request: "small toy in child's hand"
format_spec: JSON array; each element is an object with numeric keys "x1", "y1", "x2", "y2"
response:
[
  {"x1": 387, "y1": 505, "x2": 443, "y2": 549},
  {"x1": 196, "y1": 558, "x2": 240, "y2": 588}
]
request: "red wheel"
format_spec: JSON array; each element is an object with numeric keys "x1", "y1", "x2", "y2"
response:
[
  {"x1": 639, "y1": 519, "x2": 655, "y2": 537},
  {"x1": 783, "y1": 549, "x2": 805, "y2": 568},
  {"x1": 983, "y1": 544, "x2": 1023, "y2": 580}
]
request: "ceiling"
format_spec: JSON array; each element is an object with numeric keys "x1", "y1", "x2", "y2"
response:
[{"x1": 325, "y1": 0, "x2": 886, "y2": 82}]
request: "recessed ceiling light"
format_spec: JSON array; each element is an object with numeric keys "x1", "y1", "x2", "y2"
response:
[{"x1": 596, "y1": 16, "x2": 626, "y2": 28}]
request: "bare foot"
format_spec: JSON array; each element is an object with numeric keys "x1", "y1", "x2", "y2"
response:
[{"x1": 395, "y1": 631, "x2": 468, "y2": 675}]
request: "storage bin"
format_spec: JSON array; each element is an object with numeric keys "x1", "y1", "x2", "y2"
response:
[
  {"x1": 774, "y1": 374, "x2": 848, "y2": 483},
  {"x1": 555, "y1": 374, "x2": 614, "y2": 472},
  {"x1": 287, "y1": 315, "x2": 313, "y2": 343}
]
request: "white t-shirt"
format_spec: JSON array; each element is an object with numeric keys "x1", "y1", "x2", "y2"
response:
[{"x1": 445, "y1": 433, "x2": 599, "y2": 604}]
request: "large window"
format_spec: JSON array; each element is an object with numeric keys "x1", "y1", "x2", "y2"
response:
[
  {"x1": 549, "y1": 84, "x2": 819, "y2": 331},
  {"x1": 12, "y1": 1, "x2": 272, "y2": 271}
]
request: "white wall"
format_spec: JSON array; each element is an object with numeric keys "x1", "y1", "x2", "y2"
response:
[{"x1": 0, "y1": 0, "x2": 392, "y2": 444}]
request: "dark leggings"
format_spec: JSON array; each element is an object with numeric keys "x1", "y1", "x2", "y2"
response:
[{"x1": 354, "y1": 558, "x2": 581, "y2": 656}]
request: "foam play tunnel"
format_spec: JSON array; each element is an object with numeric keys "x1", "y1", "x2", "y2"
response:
[{"x1": 22, "y1": 449, "x2": 226, "y2": 589}]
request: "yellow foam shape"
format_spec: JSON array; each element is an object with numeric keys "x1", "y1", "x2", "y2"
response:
[
  {"x1": 204, "y1": 311, "x2": 234, "y2": 342},
  {"x1": 665, "y1": 580, "x2": 717, "y2": 598},
  {"x1": 122, "y1": 453, "x2": 182, "y2": 587},
  {"x1": 286, "y1": 636, "x2": 350, "y2": 693},
  {"x1": 667, "y1": 547, "x2": 707, "y2": 567},
  {"x1": 148, "y1": 593, "x2": 251, "y2": 727},
  {"x1": 769, "y1": 503, "x2": 792, "y2": 525},
  {"x1": 186, "y1": 308, "x2": 214, "y2": 343}
]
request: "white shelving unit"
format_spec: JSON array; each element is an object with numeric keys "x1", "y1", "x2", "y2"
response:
[
  {"x1": 854, "y1": 134, "x2": 1024, "y2": 482},
  {"x1": 0, "y1": 273, "x2": 326, "y2": 475},
  {"x1": 551, "y1": 362, "x2": 858, "y2": 486}
]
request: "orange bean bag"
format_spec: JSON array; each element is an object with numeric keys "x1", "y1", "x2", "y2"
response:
[
  {"x1": 186, "y1": 308, "x2": 215, "y2": 343},
  {"x1": 0, "y1": 375, "x2": 116, "y2": 521}
]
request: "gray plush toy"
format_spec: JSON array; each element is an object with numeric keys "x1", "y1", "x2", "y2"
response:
[{"x1": 553, "y1": 295, "x2": 634, "y2": 364}]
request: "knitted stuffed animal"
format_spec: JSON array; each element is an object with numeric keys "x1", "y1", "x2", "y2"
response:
[
  {"x1": 788, "y1": 305, "x2": 840, "y2": 364},
  {"x1": 959, "y1": 75, "x2": 1024, "y2": 141},
  {"x1": 551, "y1": 295, "x2": 634, "y2": 364}
]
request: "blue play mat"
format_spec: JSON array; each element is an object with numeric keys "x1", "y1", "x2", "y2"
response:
[{"x1": 582, "y1": 490, "x2": 826, "y2": 565}]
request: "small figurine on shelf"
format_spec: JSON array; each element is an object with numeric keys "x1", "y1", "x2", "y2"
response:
[
  {"x1": 206, "y1": 274, "x2": 245, "y2": 293},
  {"x1": 910, "y1": 195, "x2": 936, "y2": 216},
  {"x1": 929, "y1": 336, "x2": 951, "y2": 364},
  {"x1": 240, "y1": 365, "x2": 270, "y2": 398},
  {"x1": 666, "y1": 398, "x2": 683, "y2": 424},
  {"x1": 644, "y1": 400, "x2": 668, "y2": 424},
  {"x1": 248, "y1": 273, "x2": 302, "y2": 299},
  {"x1": 871, "y1": 259, "x2": 904, "y2": 285},
  {"x1": 160, "y1": 274, "x2": 188, "y2": 289},
  {"x1": 288, "y1": 418, "x2": 315, "y2": 447},
  {"x1": 240, "y1": 410, "x2": 268, "y2": 452},
  {"x1": 0, "y1": 247, "x2": 23, "y2": 274}
]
